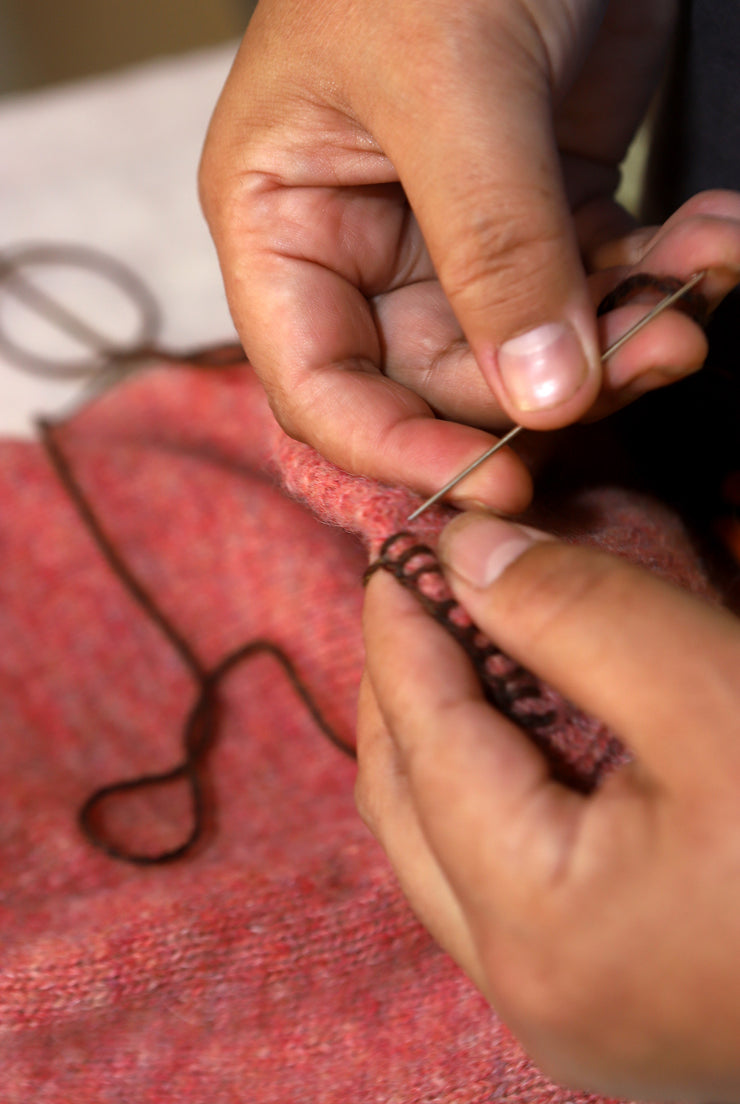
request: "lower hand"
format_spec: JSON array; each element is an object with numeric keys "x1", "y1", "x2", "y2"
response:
[{"x1": 358, "y1": 511, "x2": 740, "y2": 1102}]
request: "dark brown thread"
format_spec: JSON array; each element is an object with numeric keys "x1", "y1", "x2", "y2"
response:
[
  {"x1": 596, "y1": 272, "x2": 709, "y2": 327},
  {"x1": 364, "y1": 533, "x2": 557, "y2": 735},
  {"x1": 39, "y1": 418, "x2": 356, "y2": 864},
  {"x1": 364, "y1": 536, "x2": 608, "y2": 793}
]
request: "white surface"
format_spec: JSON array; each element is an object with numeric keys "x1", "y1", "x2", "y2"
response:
[{"x1": 0, "y1": 43, "x2": 240, "y2": 437}]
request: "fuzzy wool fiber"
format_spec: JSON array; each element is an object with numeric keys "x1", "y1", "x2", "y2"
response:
[{"x1": 0, "y1": 358, "x2": 733, "y2": 1104}]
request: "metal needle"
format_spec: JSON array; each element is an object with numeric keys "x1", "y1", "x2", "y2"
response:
[{"x1": 406, "y1": 271, "x2": 705, "y2": 522}]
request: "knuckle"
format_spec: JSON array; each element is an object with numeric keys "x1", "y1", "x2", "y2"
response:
[
  {"x1": 197, "y1": 93, "x2": 252, "y2": 223},
  {"x1": 198, "y1": 104, "x2": 273, "y2": 234},
  {"x1": 437, "y1": 204, "x2": 562, "y2": 323},
  {"x1": 496, "y1": 543, "x2": 626, "y2": 651},
  {"x1": 262, "y1": 377, "x2": 310, "y2": 444},
  {"x1": 197, "y1": 142, "x2": 243, "y2": 238}
]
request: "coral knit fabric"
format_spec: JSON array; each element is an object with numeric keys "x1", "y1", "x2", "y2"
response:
[{"x1": 0, "y1": 359, "x2": 728, "y2": 1104}]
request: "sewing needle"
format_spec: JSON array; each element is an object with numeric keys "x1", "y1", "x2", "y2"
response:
[{"x1": 406, "y1": 271, "x2": 705, "y2": 522}]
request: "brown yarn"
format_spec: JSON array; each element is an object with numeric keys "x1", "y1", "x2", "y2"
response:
[
  {"x1": 595, "y1": 271, "x2": 710, "y2": 326},
  {"x1": 364, "y1": 533, "x2": 557, "y2": 733},
  {"x1": 39, "y1": 409, "x2": 356, "y2": 865}
]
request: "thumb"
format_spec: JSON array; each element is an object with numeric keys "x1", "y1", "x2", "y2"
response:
[
  {"x1": 382, "y1": 12, "x2": 602, "y2": 429},
  {"x1": 438, "y1": 513, "x2": 740, "y2": 787}
]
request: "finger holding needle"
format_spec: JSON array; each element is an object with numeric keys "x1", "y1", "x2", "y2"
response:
[{"x1": 407, "y1": 272, "x2": 706, "y2": 523}]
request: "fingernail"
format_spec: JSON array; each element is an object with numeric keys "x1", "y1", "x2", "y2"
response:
[
  {"x1": 498, "y1": 322, "x2": 587, "y2": 412},
  {"x1": 439, "y1": 514, "x2": 538, "y2": 589}
]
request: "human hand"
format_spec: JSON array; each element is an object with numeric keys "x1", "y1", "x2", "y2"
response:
[
  {"x1": 200, "y1": 1, "x2": 740, "y2": 513},
  {"x1": 358, "y1": 512, "x2": 740, "y2": 1102}
]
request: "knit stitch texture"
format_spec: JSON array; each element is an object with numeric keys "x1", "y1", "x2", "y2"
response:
[{"x1": 0, "y1": 359, "x2": 732, "y2": 1103}]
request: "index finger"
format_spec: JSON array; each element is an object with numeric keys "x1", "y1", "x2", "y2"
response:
[
  {"x1": 362, "y1": 570, "x2": 585, "y2": 916},
  {"x1": 204, "y1": 173, "x2": 533, "y2": 511}
]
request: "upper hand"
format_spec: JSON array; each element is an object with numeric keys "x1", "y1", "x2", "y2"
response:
[{"x1": 201, "y1": 0, "x2": 740, "y2": 512}]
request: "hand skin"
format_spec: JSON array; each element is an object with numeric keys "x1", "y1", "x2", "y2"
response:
[
  {"x1": 358, "y1": 512, "x2": 740, "y2": 1102},
  {"x1": 201, "y1": 0, "x2": 740, "y2": 511}
]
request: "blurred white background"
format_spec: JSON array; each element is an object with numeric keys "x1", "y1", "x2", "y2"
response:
[{"x1": 0, "y1": 2, "x2": 262, "y2": 435}]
